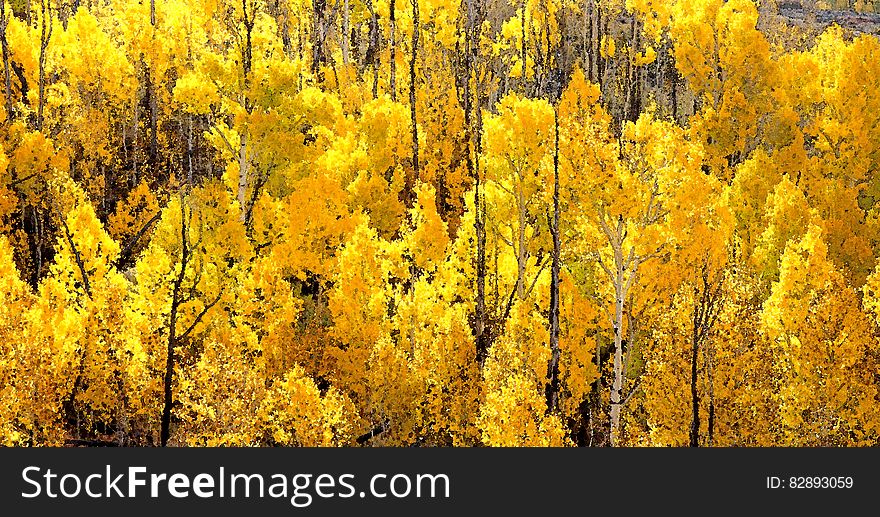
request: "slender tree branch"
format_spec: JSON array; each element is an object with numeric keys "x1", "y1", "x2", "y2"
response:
[
  {"x1": 621, "y1": 377, "x2": 642, "y2": 406},
  {"x1": 115, "y1": 212, "x2": 161, "y2": 269},
  {"x1": 58, "y1": 209, "x2": 92, "y2": 299},
  {"x1": 177, "y1": 290, "x2": 223, "y2": 345}
]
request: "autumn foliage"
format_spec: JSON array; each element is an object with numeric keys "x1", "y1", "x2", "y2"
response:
[{"x1": 0, "y1": 0, "x2": 879, "y2": 446}]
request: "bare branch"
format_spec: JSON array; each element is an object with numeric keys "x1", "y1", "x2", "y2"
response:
[
  {"x1": 115, "y1": 212, "x2": 161, "y2": 269},
  {"x1": 178, "y1": 289, "x2": 223, "y2": 345},
  {"x1": 58, "y1": 209, "x2": 92, "y2": 299},
  {"x1": 621, "y1": 377, "x2": 642, "y2": 406}
]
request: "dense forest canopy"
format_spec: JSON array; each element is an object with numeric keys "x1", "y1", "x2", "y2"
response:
[{"x1": 0, "y1": 0, "x2": 879, "y2": 447}]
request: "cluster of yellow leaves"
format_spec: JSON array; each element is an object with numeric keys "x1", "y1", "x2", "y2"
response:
[{"x1": 2, "y1": 0, "x2": 880, "y2": 449}]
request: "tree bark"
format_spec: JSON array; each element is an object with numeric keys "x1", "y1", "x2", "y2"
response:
[
  {"x1": 689, "y1": 321, "x2": 700, "y2": 447},
  {"x1": 690, "y1": 261, "x2": 724, "y2": 447},
  {"x1": 409, "y1": 0, "x2": 420, "y2": 198},
  {"x1": 59, "y1": 210, "x2": 92, "y2": 299},
  {"x1": 520, "y1": 0, "x2": 527, "y2": 86},
  {"x1": 146, "y1": 0, "x2": 158, "y2": 173},
  {"x1": 462, "y1": 0, "x2": 488, "y2": 364},
  {"x1": 37, "y1": 0, "x2": 52, "y2": 131},
  {"x1": 312, "y1": 0, "x2": 327, "y2": 77},
  {"x1": 279, "y1": 1, "x2": 293, "y2": 60},
  {"x1": 238, "y1": 0, "x2": 256, "y2": 223},
  {"x1": 624, "y1": 14, "x2": 640, "y2": 122},
  {"x1": 390, "y1": 0, "x2": 397, "y2": 101},
  {"x1": 366, "y1": 0, "x2": 379, "y2": 98},
  {"x1": 545, "y1": 108, "x2": 562, "y2": 413},
  {"x1": 596, "y1": 4, "x2": 602, "y2": 82},
  {"x1": 707, "y1": 340, "x2": 716, "y2": 447},
  {"x1": 669, "y1": 40, "x2": 678, "y2": 124},
  {"x1": 609, "y1": 262, "x2": 624, "y2": 446},
  {"x1": 597, "y1": 215, "x2": 641, "y2": 447},
  {"x1": 33, "y1": 207, "x2": 42, "y2": 287},
  {"x1": 160, "y1": 196, "x2": 222, "y2": 446},
  {"x1": 238, "y1": 132, "x2": 249, "y2": 222},
  {"x1": 1, "y1": 1, "x2": 12, "y2": 120},
  {"x1": 132, "y1": 87, "x2": 139, "y2": 186},
  {"x1": 146, "y1": 68, "x2": 158, "y2": 171},
  {"x1": 474, "y1": 34, "x2": 487, "y2": 361},
  {"x1": 161, "y1": 198, "x2": 189, "y2": 447},
  {"x1": 341, "y1": 0, "x2": 350, "y2": 64},
  {"x1": 583, "y1": 0, "x2": 592, "y2": 82},
  {"x1": 515, "y1": 175, "x2": 527, "y2": 300},
  {"x1": 187, "y1": 114, "x2": 194, "y2": 185}
]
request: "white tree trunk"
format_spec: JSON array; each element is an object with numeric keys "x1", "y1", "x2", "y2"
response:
[{"x1": 610, "y1": 261, "x2": 624, "y2": 446}]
